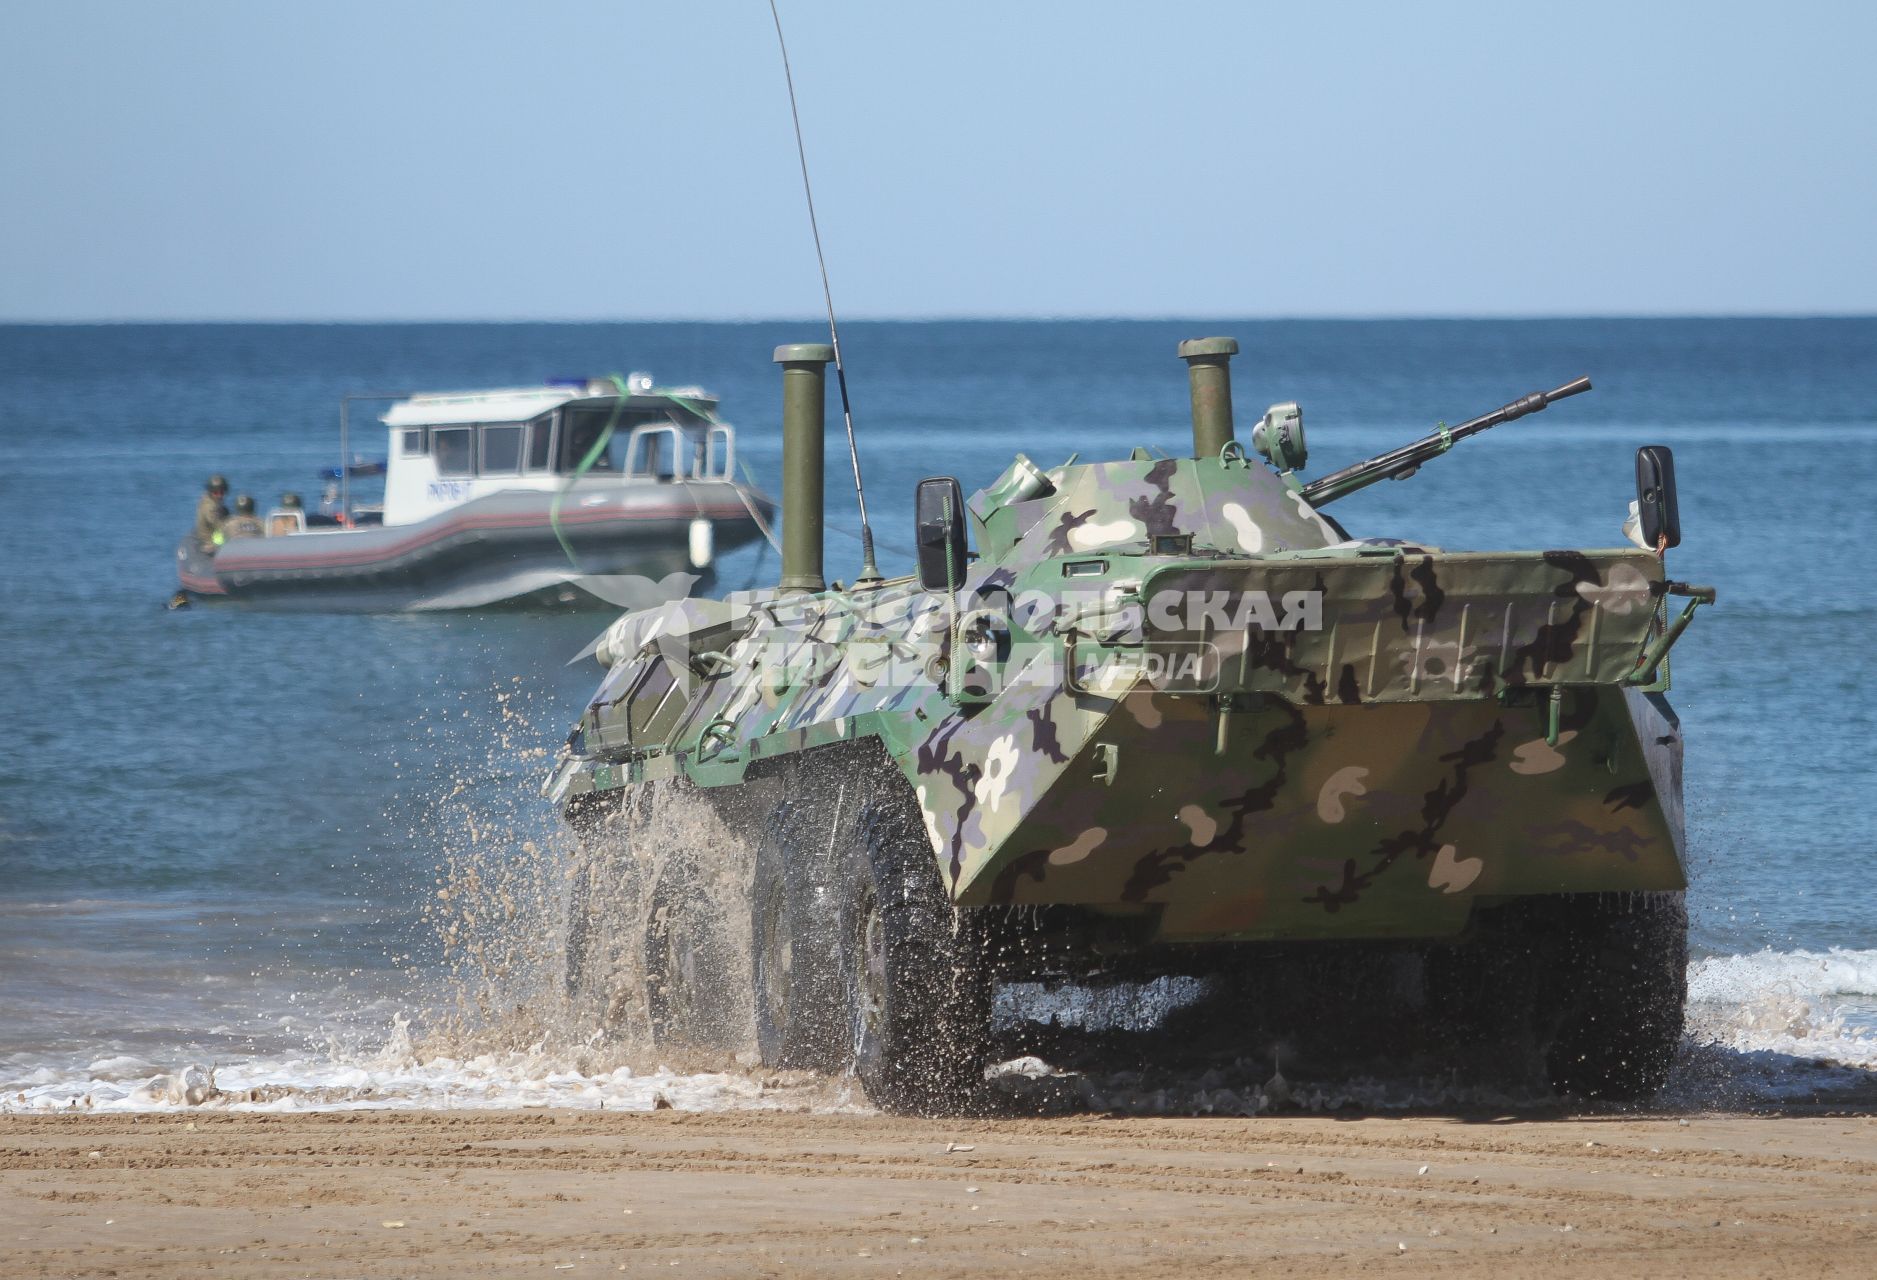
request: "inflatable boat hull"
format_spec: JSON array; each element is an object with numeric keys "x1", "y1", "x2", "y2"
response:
[{"x1": 176, "y1": 484, "x2": 769, "y2": 612}]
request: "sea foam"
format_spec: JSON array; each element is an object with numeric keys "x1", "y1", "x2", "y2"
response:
[{"x1": 6, "y1": 948, "x2": 1874, "y2": 1115}]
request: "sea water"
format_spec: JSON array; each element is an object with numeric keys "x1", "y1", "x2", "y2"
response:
[{"x1": 1, "y1": 318, "x2": 1872, "y2": 1113}]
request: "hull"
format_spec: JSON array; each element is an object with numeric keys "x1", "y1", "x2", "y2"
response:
[
  {"x1": 551, "y1": 551, "x2": 1692, "y2": 947},
  {"x1": 960, "y1": 686, "x2": 1685, "y2": 942},
  {"x1": 177, "y1": 483, "x2": 770, "y2": 612}
]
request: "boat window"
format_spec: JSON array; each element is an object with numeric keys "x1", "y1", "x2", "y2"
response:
[
  {"x1": 525, "y1": 415, "x2": 555, "y2": 473},
  {"x1": 560, "y1": 408, "x2": 625, "y2": 473},
  {"x1": 480, "y1": 423, "x2": 524, "y2": 476},
  {"x1": 704, "y1": 424, "x2": 734, "y2": 481},
  {"x1": 400, "y1": 428, "x2": 427, "y2": 457},
  {"x1": 625, "y1": 425, "x2": 682, "y2": 481},
  {"x1": 433, "y1": 427, "x2": 474, "y2": 477}
]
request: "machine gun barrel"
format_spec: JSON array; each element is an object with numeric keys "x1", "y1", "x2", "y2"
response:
[{"x1": 1300, "y1": 376, "x2": 1592, "y2": 506}]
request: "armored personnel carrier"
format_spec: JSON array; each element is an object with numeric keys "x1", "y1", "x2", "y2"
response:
[{"x1": 547, "y1": 339, "x2": 1712, "y2": 1113}]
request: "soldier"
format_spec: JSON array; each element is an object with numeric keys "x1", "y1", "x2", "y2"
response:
[
  {"x1": 194, "y1": 475, "x2": 230, "y2": 552},
  {"x1": 267, "y1": 491, "x2": 307, "y2": 537},
  {"x1": 222, "y1": 494, "x2": 265, "y2": 540}
]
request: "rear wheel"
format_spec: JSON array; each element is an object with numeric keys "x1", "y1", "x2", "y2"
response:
[{"x1": 839, "y1": 789, "x2": 992, "y2": 1115}]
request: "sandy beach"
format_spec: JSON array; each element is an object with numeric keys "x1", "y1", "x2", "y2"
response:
[{"x1": 4, "y1": 1108, "x2": 1873, "y2": 1278}]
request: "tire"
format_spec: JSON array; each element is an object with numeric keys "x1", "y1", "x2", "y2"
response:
[
  {"x1": 1423, "y1": 908, "x2": 1546, "y2": 1048},
  {"x1": 562, "y1": 793, "x2": 641, "y2": 1032},
  {"x1": 752, "y1": 799, "x2": 845, "y2": 1070},
  {"x1": 564, "y1": 858, "x2": 604, "y2": 1001},
  {"x1": 1542, "y1": 891, "x2": 1687, "y2": 1101},
  {"x1": 839, "y1": 786, "x2": 992, "y2": 1116},
  {"x1": 644, "y1": 858, "x2": 742, "y2": 1052}
]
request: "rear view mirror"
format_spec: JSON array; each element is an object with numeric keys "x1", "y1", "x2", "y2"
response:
[
  {"x1": 915, "y1": 476, "x2": 968, "y2": 592},
  {"x1": 1635, "y1": 445, "x2": 1681, "y2": 550}
]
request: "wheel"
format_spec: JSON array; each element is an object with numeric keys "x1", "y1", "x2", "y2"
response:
[
  {"x1": 838, "y1": 787, "x2": 992, "y2": 1115},
  {"x1": 1423, "y1": 909, "x2": 1546, "y2": 1048},
  {"x1": 564, "y1": 858, "x2": 605, "y2": 1001},
  {"x1": 644, "y1": 858, "x2": 742, "y2": 1052},
  {"x1": 562, "y1": 793, "x2": 643, "y2": 1034},
  {"x1": 752, "y1": 799, "x2": 846, "y2": 1070},
  {"x1": 1542, "y1": 891, "x2": 1687, "y2": 1101}
]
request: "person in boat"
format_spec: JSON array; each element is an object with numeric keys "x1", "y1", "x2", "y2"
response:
[
  {"x1": 267, "y1": 492, "x2": 306, "y2": 538},
  {"x1": 194, "y1": 475, "x2": 230, "y2": 552},
  {"x1": 432, "y1": 429, "x2": 472, "y2": 476},
  {"x1": 286, "y1": 490, "x2": 339, "y2": 528},
  {"x1": 222, "y1": 495, "x2": 265, "y2": 540},
  {"x1": 314, "y1": 481, "x2": 350, "y2": 528}
]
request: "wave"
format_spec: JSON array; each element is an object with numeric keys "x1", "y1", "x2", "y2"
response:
[
  {"x1": 1689, "y1": 946, "x2": 1877, "y2": 1003},
  {"x1": 1681, "y1": 948, "x2": 1877, "y2": 1094},
  {"x1": 3, "y1": 1017, "x2": 861, "y2": 1115},
  {"x1": 8, "y1": 949, "x2": 1874, "y2": 1115}
]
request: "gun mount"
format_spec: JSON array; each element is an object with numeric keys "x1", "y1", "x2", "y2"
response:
[{"x1": 1301, "y1": 376, "x2": 1593, "y2": 506}]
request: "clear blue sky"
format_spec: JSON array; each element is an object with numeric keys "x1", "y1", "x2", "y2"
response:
[{"x1": 3, "y1": 1, "x2": 1872, "y2": 320}]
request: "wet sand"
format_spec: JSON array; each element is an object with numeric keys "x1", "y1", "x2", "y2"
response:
[{"x1": 3, "y1": 1109, "x2": 1874, "y2": 1277}]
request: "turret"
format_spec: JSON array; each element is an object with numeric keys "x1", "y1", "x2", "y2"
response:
[{"x1": 774, "y1": 343, "x2": 833, "y2": 593}]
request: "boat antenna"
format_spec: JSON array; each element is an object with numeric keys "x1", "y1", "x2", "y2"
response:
[{"x1": 767, "y1": 0, "x2": 881, "y2": 585}]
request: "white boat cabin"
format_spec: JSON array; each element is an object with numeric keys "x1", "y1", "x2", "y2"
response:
[{"x1": 363, "y1": 376, "x2": 737, "y2": 527}]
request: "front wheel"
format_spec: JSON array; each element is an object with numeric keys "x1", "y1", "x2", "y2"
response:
[
  {"x1": 562, "y1": 793, "x2": 641, "y2": 1036},
  {"x1": 644, "y1": 859, "x2": 743, "y2": 1053}
]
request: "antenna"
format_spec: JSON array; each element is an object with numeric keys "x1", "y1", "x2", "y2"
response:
[{"x1": 767, "y1": 0, "x2": 881, "y2": 585}]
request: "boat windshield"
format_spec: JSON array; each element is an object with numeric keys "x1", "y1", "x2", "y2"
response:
[
  {"x1": 561, "y1": 407, "x2": 697, "y2": 476},
  {"x1": 561, "y1": 408, "x2": 628, "y2": 472}
]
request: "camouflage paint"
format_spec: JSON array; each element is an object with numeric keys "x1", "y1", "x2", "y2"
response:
[{"x1": 547, "y1": 359, "x2": 1703, "y2": 946}]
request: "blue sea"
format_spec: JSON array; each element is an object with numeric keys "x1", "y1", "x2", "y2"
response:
[{"x1": 1, "y1": 318, "x2": 1873, "y2": 1112}]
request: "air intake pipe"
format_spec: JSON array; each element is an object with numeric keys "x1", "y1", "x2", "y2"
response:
[
  {"x1": 1178, "y1": 336, "x2": 1239, "y2": 459},
  {"x1": 774, "y1": 343, "x2": 833, "y2": 593}
]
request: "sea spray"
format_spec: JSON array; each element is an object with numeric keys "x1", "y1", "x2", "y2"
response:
[
  {"x1": 559, "y1": 779, "x2": 764, "y2": 1066},
  {"x1": 406, "y1": 675, "x2": 574, "y2": 1060},
  {"x1": 409, "y1": 676, "x2": 769, "y2": 1076}
]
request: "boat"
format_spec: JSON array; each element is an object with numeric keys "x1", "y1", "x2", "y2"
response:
[{"x1": 176, "y1": 375, "x2": 776, "y2": 611}]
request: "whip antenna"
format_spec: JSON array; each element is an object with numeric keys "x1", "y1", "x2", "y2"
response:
[{"x1": 768, "y1": 0, "x2": 881, "y2": 585}]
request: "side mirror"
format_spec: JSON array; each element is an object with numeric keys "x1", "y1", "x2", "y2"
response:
[
  {"x1": 915, "y1": 476, "x2": 968, "y2": 592},
  {"x1": 1635, "y1": 445, "x2": 1680, "y2": 550}
]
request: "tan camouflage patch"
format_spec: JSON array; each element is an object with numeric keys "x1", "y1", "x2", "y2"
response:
[
  {"x1": 1047, "y1": 826, "x2": 1108, "y2": 866},
  {"x1": 1316, "y1": 766, "x2": 1371, "y2": 823},
  {"x1": 1428, "y1": 843, "x2": 1484, "y2": 893},
  {"x1": 1510, "y1": 730, "x2": 1578, "y2": 775}
]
